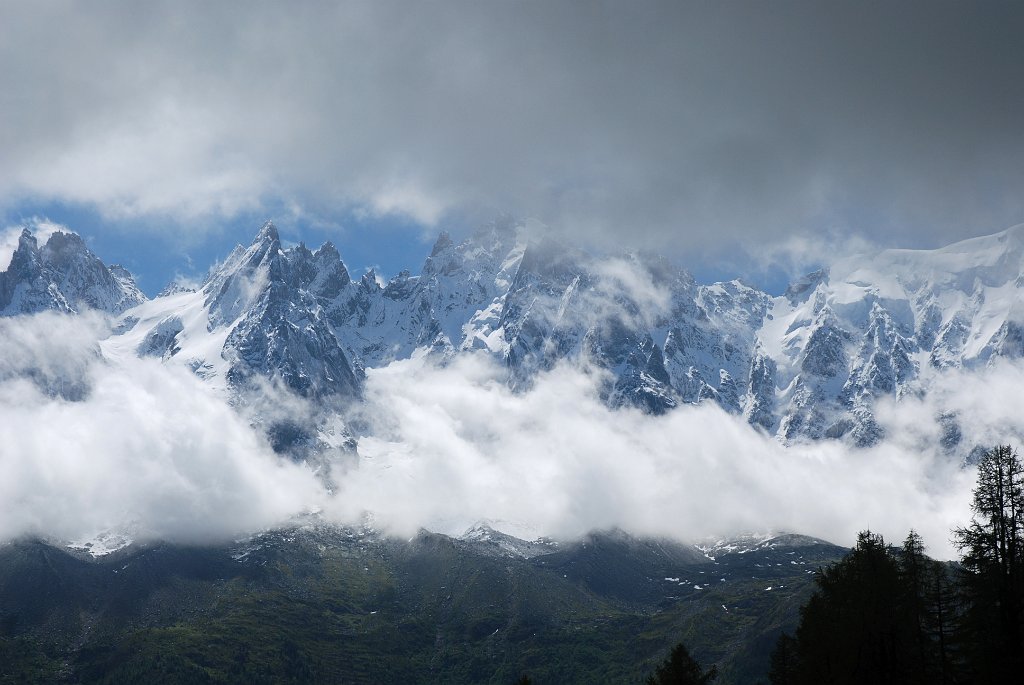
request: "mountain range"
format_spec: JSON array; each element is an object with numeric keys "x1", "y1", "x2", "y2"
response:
[
  {"x1": 5, "y1": 218, "x2": 1024, "y2": 453},
  {"x1": 4, "y1": 218, "x2": 1017, "y2": 682}
]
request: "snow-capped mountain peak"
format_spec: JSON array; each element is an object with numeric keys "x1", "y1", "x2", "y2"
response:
[
  {"x1": 0, "y1": 226, "x2": 145, "y2": 316},
  {"x1": 10, "y1": 219, "x2": 1024, "y2": 452}
]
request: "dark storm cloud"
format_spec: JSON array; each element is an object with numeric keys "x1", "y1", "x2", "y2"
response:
[{"x1": 0, "y1": 1, "x2": 1021, "y2": 251}]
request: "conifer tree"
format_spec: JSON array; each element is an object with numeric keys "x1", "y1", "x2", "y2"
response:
[
  {"x1": 897, "y1": 530, "x2": 932, "y2": 683},
  {"x1": 766, "y1": 633, "x2": 799, "y2": 685},
  {"x1": 798, "y1": 531, "x2": 907, "y2": 683},
  {"x1": 896, "y1": 530, "x2": 961, "y2": 683},
  {"x1": 922, "y1": 556, "x2": 959, "y2": 684},
  {"x1": 954, "y1": 444, "x2": 1024, "y2": 683},
  {"x1": 645, "y1": 642, "x2": 717, "y2": 685},
  {"x1": 769, "y1": 530, "x2": 950, "y2": 685}
]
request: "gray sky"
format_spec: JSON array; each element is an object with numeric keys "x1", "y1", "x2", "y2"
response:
[{"x1": 1, "y1": 0, "x2": 1022, "y2": 266}]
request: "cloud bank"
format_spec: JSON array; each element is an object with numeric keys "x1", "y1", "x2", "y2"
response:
[
  {"x1": 6, "y1": 311, "x2": 1023, "y2": 560},
  {"x1": 336, "y1": 356, "x2": 977, "y2": 558},
  {"x1": 0, "y1": 312, "x2": 325, "y2": 544},
  {"x1": 1, "y1": 1, "x2": 1022, "y2": 254}
]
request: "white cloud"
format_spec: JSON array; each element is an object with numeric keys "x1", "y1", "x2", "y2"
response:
[
  {"x1": 1, "y1": 310, "x2": 1017, "y2": 561},
  {"x1": 739, "y1": 229, "x2": 883, "y2": 285},
  {"x1": 591, "y1": 256, "x2": 673, "y2": 321},
  {"x1": 0, "y1": 312, "x2": 325, "y2": 544},
  {"x1": 364, "y1": 180, "x2": 451, "y2": 227},
  {"x1": 329, "y1": 354, "x2": 978, "y2": 559}
]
